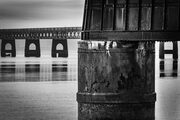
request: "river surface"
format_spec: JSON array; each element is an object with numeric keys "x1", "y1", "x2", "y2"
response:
[{"x1": 0, "y1": 42, "x2": 180, "y2": 120}]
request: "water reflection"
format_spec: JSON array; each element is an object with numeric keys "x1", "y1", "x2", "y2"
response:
[
  {"x1": 160, "y1": 60, "x2": 178, "y2": 77},
  {"x1": 52, "y1": 62, "x2": 68, "y2": 81},
  {"x1": 0, "y1": 64, "x2": 16, "y2": 73},
  {"x1": 26, "y1": 64, "x2": 40, "y2": 73},
  {"x1": 25, "y1": 63, "x2": 40, "y2": 82},
  {"x1": 0, "y1": 63, "x2": 16, "y2": 81},
  {"x1": 52, "y1": 64, "x2": 68, "y2": 72},
  {"x1": 0, "y1": 58, "x2": 77, "y2": 82}
]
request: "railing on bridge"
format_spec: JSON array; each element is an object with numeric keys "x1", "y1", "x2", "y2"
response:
[{"x1": 0, "y1": 27, "x2": 81, "y2": 39}]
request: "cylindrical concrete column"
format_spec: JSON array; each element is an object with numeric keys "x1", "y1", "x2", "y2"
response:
[{"x1": 77, "y1": 41, "x2": 156, "y2": 120}]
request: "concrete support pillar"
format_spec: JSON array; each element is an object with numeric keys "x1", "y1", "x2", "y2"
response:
[
  {"x1": 51, "y1": 39, "x2": 68, "y2": 58},
  {"x1": 77, "y1": 41, "x2": 156, "y2": 120},
  {"x1": 1, "y1": 39, "x2": 16, "y2": 57},
  {"x1": 25, "y1": 39, "x2": 41, "y2": 57}
]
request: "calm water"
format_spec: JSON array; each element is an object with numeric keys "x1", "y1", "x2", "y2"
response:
[
  {"x1": 0, "y1": 42, "x2": 180, "y2": 120},
  {"x1": 0, "y1": 53, "x2": 78, "y2": 120},
  {"x1": 0, "y1": 57, "x2": 77, "y2": 82}
]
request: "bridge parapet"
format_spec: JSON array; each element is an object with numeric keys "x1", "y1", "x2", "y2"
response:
[{"x1": 0, "y1": 27, "x2": 81, "y2": 39}]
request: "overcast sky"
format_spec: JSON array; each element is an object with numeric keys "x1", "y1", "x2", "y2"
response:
[{"x1": 0, "y1": 0, "x2": 84, "y2": 29}]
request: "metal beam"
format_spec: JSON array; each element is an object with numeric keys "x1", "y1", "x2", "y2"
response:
[{"x1": 82, "y1": 31, "x2": 180, "y2": 41}]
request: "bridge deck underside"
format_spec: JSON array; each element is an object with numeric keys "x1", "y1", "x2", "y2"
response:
[{"x1": 82, "y1": 31, "x2": 180, "y2": 41}]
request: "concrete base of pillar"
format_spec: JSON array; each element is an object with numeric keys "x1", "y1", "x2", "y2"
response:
[
  {"x1": 77, "y1": 41, "x2": 156, "y2": 120},
  {"x1": 78, "y1": 103, "x2": 155, "y2": 120}
]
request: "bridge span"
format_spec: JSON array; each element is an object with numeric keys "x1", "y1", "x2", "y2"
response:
[{"x1": 0, "y1": 27, "x2": 81, "y2": 58}]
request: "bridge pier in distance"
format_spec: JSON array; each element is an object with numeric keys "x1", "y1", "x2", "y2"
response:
[
  {"x1": 159, "y1": 42, "x2": 178, "y2": 59},
  {"x1": 25, "y1": 39, "x2": 41, "y2": 57},
  {"x1": 1, "y1": 39, "x2": 16, "y2": 57},
  {"x1": 51, "y1": 39, "x2": 68, "y2": 58},
  {"x1": 77, "y1": 41, "x2": 156, "y2": 120}
]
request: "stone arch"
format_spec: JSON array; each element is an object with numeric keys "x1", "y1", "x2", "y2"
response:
[
  {"x1": 56, "y1": 43, "x2": 64, "y2": 50},
  {"x1": 1, "y1": 39, "x2": 16, "y2": 57},
  {"x1": 29, "y1": 43, "x2": 36, "y2": 50},
  {"x1": 5, "y1": 43, "x2": 12, "y2": 50},
  {"x1": 51, "y1": 39, "x2": 68, "y2": 58},
  {"x1": 25, "y1": 39, "x2": 40, "y2": 57}
]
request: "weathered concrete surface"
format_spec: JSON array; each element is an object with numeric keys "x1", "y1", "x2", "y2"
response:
[
  {"x1": 78, "y1": 103, "x2": 155, "y2": 120},
  {"x1": 77, "y1": 41, "x2": 156, "y2": 120}
]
